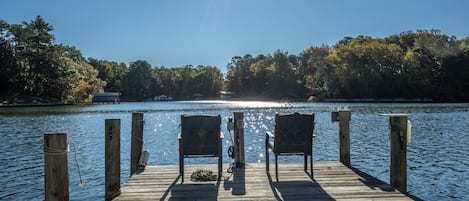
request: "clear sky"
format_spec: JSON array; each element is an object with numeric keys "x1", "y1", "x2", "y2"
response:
[{"x1": 2, "y1": 0, "x2": 469, "y2": 72}]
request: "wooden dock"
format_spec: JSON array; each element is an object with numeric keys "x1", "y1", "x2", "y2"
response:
[
  {"x1": 114, "y1": 161, "x2": 415, "y2": 201},
  {"x1": 43, "y1": 112, "x2": 417, "y2": 201}
]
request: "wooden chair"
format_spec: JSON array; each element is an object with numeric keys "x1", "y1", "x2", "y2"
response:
[
  {"x1": 179, "y1": 115, "x2": 223, "y2": 183},
  {"x1": 265, "y1": 113, "x2": 315, "y2": 181}
]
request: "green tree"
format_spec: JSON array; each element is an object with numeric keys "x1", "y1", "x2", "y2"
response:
[
  {"x1": 173, "y1": 65, "x2": 194, "y2": 99},
  {"x1": 437, "y1": 51, "x2": 469, "y2": 100},
  {"x1": 250, "y1": 55, "x2": 274, "y2": 95},
  {"x1": 152, "y1": 66, "x2": 176, "y2": 97},
  {"x1": 192, "y1": 65, "x2": 223, "y2": 98},
  {"x1": 0, "y1": 16, "x2": 105, "y2": 102},
  {"x1": 460, "y1": 35, "x2": 469, "y2": 50},
  {"x1": 226, "y1": 54, "x2": 255, "y2": 96},
  {"x1": 326, "y1": 40, "x2": 405, "y2": 98},
  {"x1": 121, "y1": 60, "x2": 153, "y2": 100},
  {"x1": 88, "y1": 58, "x2": 127, "y2": 92},
  {"x1": 9, "y1": 16, "x2": 55, "y2": 96},
  {"x1": 267, "y1": 50, "x2": 299, "y2": 98},
  {"x1": 46, "y1": 45, "x2": 105, "y2": 103},
  {"x1": 297, "y1": 46, "x2": 330, "y2": 97},
  {"x1": 0, "y1": 20, "x2": 20, "y2": 95}
]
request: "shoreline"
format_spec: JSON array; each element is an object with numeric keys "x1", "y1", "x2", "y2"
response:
[
  {"x1": 0, "y1": 96, "x2": 64, "y2": 107},
  {"x1": 2, "y1": 98, "x2": 469, "y2": 108},
  {"x1": 0, "y1": 102, "x2": 66, "y2": 107}
]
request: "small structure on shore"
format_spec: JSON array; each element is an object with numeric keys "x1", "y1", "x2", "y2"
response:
[
  {"x1": 219, "y1": 91, "x2": 235, "y2": 99},
  {"x1": 154, "y1": 95, "x2": 172, "y2": 101},
  {"x1": 92, "y1": 92, "x2": 120, "y2": 104}
]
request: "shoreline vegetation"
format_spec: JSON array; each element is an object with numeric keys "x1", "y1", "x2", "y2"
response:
[
  {"x1": 2, "y1": 16, "x2": 469, "y2": 105},
  {"x1": 0, "y1": 96, "x2": 64, "y2": 107}
]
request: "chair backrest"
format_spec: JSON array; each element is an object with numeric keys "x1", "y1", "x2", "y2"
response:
[
  {"x1": 181, "y1": 115, "x2": 221, "y2": 155},
  {"x1": 274, "y1": 113, "x2": 315, "y2": 154}
]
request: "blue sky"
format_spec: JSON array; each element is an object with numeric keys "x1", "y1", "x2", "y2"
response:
[{"x1": 2, "y1": 0, "x2": 469, "y2": 72}]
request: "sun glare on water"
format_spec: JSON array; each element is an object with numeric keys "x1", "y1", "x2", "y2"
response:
[{"x1": 194, "y1": 100, "x2": 292, "y2": 109}]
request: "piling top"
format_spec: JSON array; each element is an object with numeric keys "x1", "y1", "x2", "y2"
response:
[
  {"x1": 338, "y1": 109, "x2": 351, "y2": 111},
  {"x1": 44, "y1": 132, "x2": 67, "y2": 136},
  {"x1": 379, "y1": 113, "x2": 411, "y2": 117}
]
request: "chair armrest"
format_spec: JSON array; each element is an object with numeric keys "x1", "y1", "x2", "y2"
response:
[
  {"x1": 266, "y1": 131, "x2": 274, "y2": 150},
  {"x1": 220, "y1": 132, "x2": 224, "y2": 139},
  {"x1": 178, "y1": 133, "x2": 182, "y2": 140},
  {"x1": 266, "y1": 131, "x2": 275, "y2": 138}
]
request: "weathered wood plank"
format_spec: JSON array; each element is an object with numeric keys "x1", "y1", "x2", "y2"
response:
[
  {"x1": 130, "y1": 112, "x2": 144, "y2": 175},
  {"x1": 105, "y1": 119, "x2": 121, "y2": 200},
  {"x1": 44, "y1": 132, "x2": 69, "y2": 201},
  {"x1": 339, "y1": 110, "x2": 351, "y2": 167},
  {"x1": 114, "y1": 162, "x2": 415, "y2": 201},
  {"x1": 390, "y1": 116, "x2": 409, "y2": 193}
]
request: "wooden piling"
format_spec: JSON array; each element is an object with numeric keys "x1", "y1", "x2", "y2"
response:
[
  {"x1": 44, "y1": 132, "x2": 69, "y2": 201},
  {"x1": 338, "y1": 110, "x2": 351, "y2": 168},
  {"x1": 105, "y1": 119, "x2": 121, "y2": 200},
  {"x1": 234, "y1": 112, "x2": 245, "y2": 167},
  {"x1": 130, "y1": 112, "x2": 144, "y2": 175},
  {"x1": 388, "y1": 114, "x2": 410, "y2": 193}
]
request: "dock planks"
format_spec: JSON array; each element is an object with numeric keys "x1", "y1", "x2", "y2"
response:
[{"x1": 114, "y1": 161, "x2": 414, "y2": 201}]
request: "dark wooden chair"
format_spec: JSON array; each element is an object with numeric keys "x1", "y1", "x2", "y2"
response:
[
  {"x1": 179, "y1": 115, "x2": 223, "y2": 183},
  {"x1": 265, "y1": 113, "x2": 315, "y2": 181}
]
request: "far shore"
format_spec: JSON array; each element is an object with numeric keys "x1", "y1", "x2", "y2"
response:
[
  {"x1": 0, "y1": 96, "x2": 63, "y2": 107},
  {"x1": 2, "y1": 96, "x2": 469, "y2": 108}
]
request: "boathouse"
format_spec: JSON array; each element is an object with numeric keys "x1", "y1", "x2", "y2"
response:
[{"x1": 92, "y1": 92, "x2": 120, "y2": 103}]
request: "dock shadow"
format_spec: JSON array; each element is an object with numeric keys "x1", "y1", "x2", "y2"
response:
[
  {"x1": 160, "y1": 175, "x2": 221, "y2": 201},
  {"x1": 159, "y1": 175, "x2": 180, "y2": 200},
  {"x1": 223, "y1": 166, "x2": 246, "y2": 195},
  {"x1": 350, "y1": 167, "x2": 397, "y2": 192},
  {"x1": 350, "y1": 167, "x2": 424, "y2": 201},
  {"x1": 267, "y1": 172, "x2": 333, "y2": 200}
]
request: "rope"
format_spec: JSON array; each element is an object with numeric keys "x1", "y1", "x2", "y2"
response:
[
  {"x1": 191, "y1": 169, "x2": 217, "y2": 182},
  {"x1": 44, "y1": 144, "x2": 68, "y2": 156},
  {"x1": 132, "y1": 135, "x2": 143, "y2": 142},
  {"x1": 69, "y1": 141, "x2": 84, "y2": 188},
  {"x1": 227, "y1": 130, "x2": 235, "y2": 159},
  {"x1": 224, "y1": 129, "x2": 236, "y2": 180},
  {"x1": 223, "y1": 162, "x2": 235, "y2": 181}
]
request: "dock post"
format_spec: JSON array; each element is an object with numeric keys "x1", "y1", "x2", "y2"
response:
[
  {"x1": 44, "y1": 132, "x2": 69, "y2": 201},
  {"x1": 386, "y1": 114, "x2": 410, "y2": 193},
  {"x1": 234, "y1": 112, "x2": 245, "y2": 167},
  {"x1": 105, "y1": 119, "x2": 121, "y2": 200},
  {"x1": 130, "y1": 112, "x2": 144, "y2": 175},
  {"x1": 338, "y1": 110, "x2": 351, "y2": 168}
]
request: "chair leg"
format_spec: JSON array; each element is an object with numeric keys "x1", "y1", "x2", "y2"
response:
[
  {"x1": 310, "y1": 153, "x2": 313, "y2": 177},
  {"x1": 266, "y1": 146, "x2": 269, "y2": 172},
  {"x1": 275, "y1": 155, "x2": 278, "y2": 182},
  {"x1": 179, "y1": 154, "x2": 184, "y2": 183},
  {"x1": 218, "y1": 155, "x2": 222, "y2": 181},
  {"x1": 304, "y1": 154, "x2": 307, "y2": 172}
]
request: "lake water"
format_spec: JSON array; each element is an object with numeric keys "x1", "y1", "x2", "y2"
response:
[{"x1": 0, "y1": 101, "x2": 468, "y2": 200}]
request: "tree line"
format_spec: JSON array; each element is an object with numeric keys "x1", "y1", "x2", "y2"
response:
[
  {"x1": 226, "y1": 30, "x2": 469, "y2": 101},
  {"x1": 1, "y1": 16, "x2": 468, "y2": 103},
  {"x1": 0, "y1": 16, "x2": 223, "y2": 102}
]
